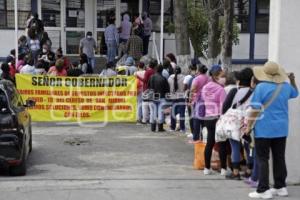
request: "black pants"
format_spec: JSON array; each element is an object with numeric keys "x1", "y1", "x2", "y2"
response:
[
  {"x1": 187, "y1": 105, "x2": 194, "y2": 134},
  {"x1": 204, "y1": 119, "x2": 227, "y2": 169},
  {"x1": 193, "y1": 118, "x2": 204, "y2": 141},
  {"x1": 255, "y1": 137, "x2": 287, "y2": 193},
  {"x1": 143, "y1": 35, "x2": 151, "y2": 55}
]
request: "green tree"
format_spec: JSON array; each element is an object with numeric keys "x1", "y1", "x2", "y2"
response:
[
  {"x1": 187, "y1": 0, "x2": 239, "y2": 67},
  {"x1": 221, "y1": 0, "x2": 234, "y2": 70},
  {"x1": 174, "y1": 0, "x2": 191, "y2": 71}
]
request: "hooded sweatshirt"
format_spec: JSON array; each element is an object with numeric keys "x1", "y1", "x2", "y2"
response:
[
  {"x1": 202, "y1": 81, "x2": 226, "y2": 117},
  {"x1": 120, "y1": 14, "x2": 132, "y2": 40}
]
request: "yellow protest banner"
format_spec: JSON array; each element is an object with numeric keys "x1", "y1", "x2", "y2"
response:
[{"x1": 16, "y1": 74, "x2": 137, "y2": 122}]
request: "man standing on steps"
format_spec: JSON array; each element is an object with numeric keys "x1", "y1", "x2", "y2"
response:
[
  {"x1": 142, "y1": 12, "x2": 153, "y2": 56},
  {"x1": 79, "y1": 32, "x2": 97, "y2": 71}
]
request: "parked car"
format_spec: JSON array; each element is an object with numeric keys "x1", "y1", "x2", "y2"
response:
[{"x1": 0, "y1": 80, "x2": 35, "y2": 176}]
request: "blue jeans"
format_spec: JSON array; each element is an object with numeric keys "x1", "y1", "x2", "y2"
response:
[
  {"x1": 251, "y1": 148, "x2": 259, "y2": 181},
  {"x1": 229, "y1": 139, "x2": 253, "y2": 168},
  {"x1": 88, "y1": 57, "x2": 96, "y2": 71},
  {"x1": 106, "y1": 40, "x2": 117, "y2": 63},
  {"x1": 137, "y1": 93, "x2": 143, "y2": 121},
  {"x1": 150, "y1": 99, "x2": 166, "y2": 124},
  {"x1": 170, "y1": 101, "x2": 186, "y2": 131}
]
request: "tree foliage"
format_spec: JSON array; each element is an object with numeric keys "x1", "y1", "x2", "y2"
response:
[{"x1": 187, "y1": 0, "x2": 239, "y2": 60}]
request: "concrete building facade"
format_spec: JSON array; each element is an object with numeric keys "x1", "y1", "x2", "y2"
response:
[
  {"x1": 269, "y1": 0, "x2": 300, "y2": 184},
  {"x1": 0, "y1": 0, "x2": 269, "y2": 65}
]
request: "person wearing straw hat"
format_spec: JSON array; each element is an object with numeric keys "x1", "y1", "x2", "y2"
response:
[{"x1": 244, "y1": 61, "x2": 298, "y2": 199}]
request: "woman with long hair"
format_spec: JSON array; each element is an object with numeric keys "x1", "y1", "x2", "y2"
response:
[
  {"x1": 189, "y1": 64, "x2": 209, "y2": 143},
  {"x1": 168, "y1": 66, "x2": 186, "y2": 132}
]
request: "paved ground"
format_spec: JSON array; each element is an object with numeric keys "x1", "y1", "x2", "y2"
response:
[{"x1": 0, "y1": 122, "x2": 299, "y2": 200}]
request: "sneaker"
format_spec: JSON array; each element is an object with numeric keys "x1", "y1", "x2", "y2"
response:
[
  {"x1": 220, "y1": 168, "x2": 227, "y2": 176},
  {"x1": 185, "y1": 132, "x2": 193, "y2": 138},
  {"x1": 248, "y1": 190, "x2": 273, "y2": 199},
  {"x1": 168, "y1": 129, "x2": 175, "y2": 132},
  {"x1": 244, "y1": 178, "x2": 258, "y2": 188},
  {"x1": 270, "y1": 187, "x2": 288, "y2": 197},
  {"x1": 204, "y1": 168, "x2": 212, "y2": 175}
]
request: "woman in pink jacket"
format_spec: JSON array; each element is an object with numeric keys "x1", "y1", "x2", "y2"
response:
[{"x1": 201, "y1": 65, "x2": 228, "y2": 176}]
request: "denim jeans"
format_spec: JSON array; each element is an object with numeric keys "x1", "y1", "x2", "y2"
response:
[
  {"x1": 142, "y1": 101, "x2": 150, "y2": 123},
  {"x1": 106, "y1": 40, "x2": 117, "y2": 63},
  {"x1": 88, "y1": 57, "x2": 96, "y2": 71},
  {"x1": 150, "y1": 99, "x2": 166, "y2": 124},
  {"x1": 137, "y1": 93, "x2": 143, "y2": 121},
  {"x1": 170, "y1": 101, "x2": 186, "y2": 131},
  {"x1": 229, "y1": 139, "x2": 253, "y2": 168},
  {"x1": 251, "y1": 148, "x2": 259, "y2": 182}
]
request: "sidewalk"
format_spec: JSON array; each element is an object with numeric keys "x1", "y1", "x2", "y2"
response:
[{"x1": 0, "y1": 122, "x2": 299, "y2": 200}]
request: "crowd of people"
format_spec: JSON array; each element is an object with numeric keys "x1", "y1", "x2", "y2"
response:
[
  {"x1": 104, "y1": 12, "x2": 152, "y2": 63},
  {"x1": 0, "y1": 11, "x2": 153, "y2": 83},
  {"x1": 0, "y1": 11, "x2": 299, "y2": 200},
  {"x1": 131, "y1": 55, "x2": 298, "y2": 199}
]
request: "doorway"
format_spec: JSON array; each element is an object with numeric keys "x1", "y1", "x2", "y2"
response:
[{"x1": 39, "y1": 0, "x2": 142, "y2": 56}]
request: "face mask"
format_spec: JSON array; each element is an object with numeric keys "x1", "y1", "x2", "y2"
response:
[
  {"x1": 43, "y1": 49, "x2": 47, "y2": 53},
  {"x1": 217, "y1": 77, "x2": 226, "y2": 86},
  {"x1": 87, "y1": 36, "x2": 92, "y2": 39}
]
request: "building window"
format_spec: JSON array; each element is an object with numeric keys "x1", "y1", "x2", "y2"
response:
[
  {"x1": 256, "y1": 0, "x2": 269, "y2": 33},
  {"x1": 66, "y1": 0, "x2": 85, "y2": 28},
  {"x1": 0, "y1": 0, "x2": 32, "y2": 29},
  {"x1": 147, "y1": 0, "x2": 174, "y2": 32},
  {"x1": 234, "y1": 0, "x2": 250, "y2": 33},
  {"x1": 41, "y1": 0, "x2": 61, "y2": 27},
  {"x1": 97, "y1": 0, "x2": 116, "y2": 28}
]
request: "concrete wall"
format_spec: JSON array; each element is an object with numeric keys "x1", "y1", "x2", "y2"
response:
[
  {"x1": 269, "y1": 0, "x2": 300, "y2": 184},
  {"x1": 0, "y1": 30, "x2": 26, "y2": 58}
]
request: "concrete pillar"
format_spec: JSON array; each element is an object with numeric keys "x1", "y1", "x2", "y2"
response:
[{"x1": 269, "y1": 0, "x2": 300, "y2": 184}]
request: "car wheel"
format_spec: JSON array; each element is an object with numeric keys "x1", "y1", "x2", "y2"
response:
[
  {"x1": 9, "y1": 146, "x2": 27, "y2": 176},
  {"x1": 29, "y1": 125, "x2": 32, "y2": 153}
]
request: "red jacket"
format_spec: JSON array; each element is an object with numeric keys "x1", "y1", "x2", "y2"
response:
[{"x1": 137, "y1": 68, "x2": 155, "y2": 91}]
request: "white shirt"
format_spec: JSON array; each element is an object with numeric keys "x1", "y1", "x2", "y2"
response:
[
  {"x1": 100, "y1": 68, "x2": 117, "y2": 77},
  {"x1": 20, "y1": 64, "x2": 36, "y2": 75},
  {"x1": 232, "y1": 87, "x2": 252, "y2": 110}
]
